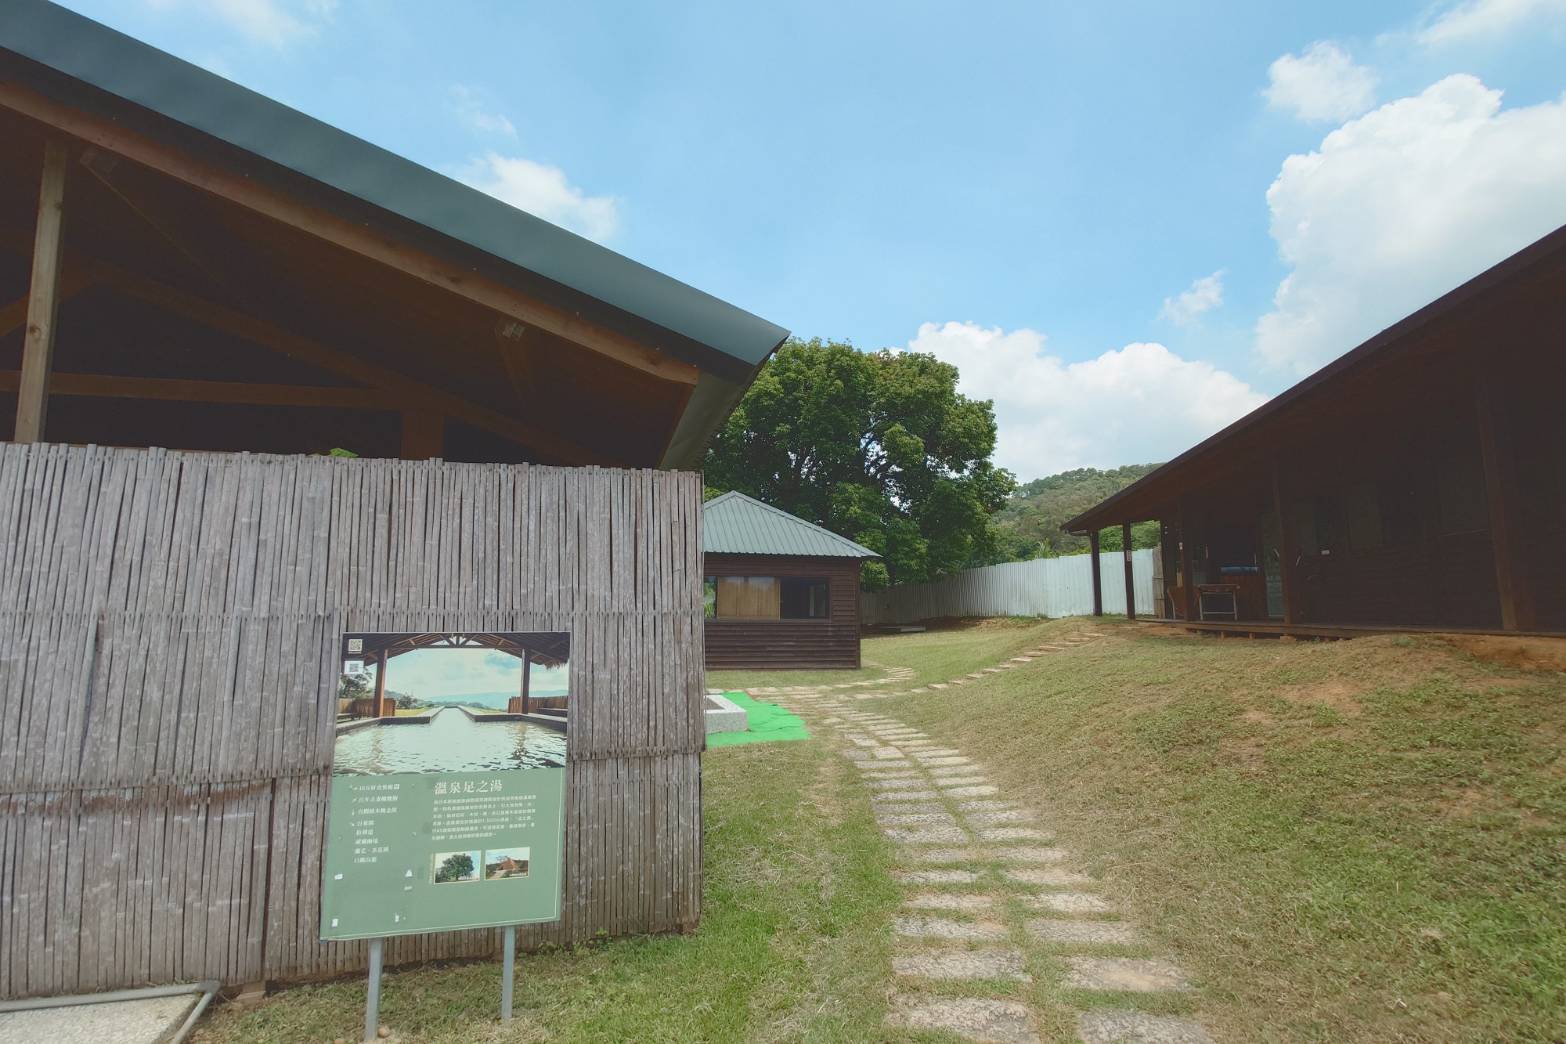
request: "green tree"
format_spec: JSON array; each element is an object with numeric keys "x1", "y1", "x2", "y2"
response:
[
  {"x1": 704, "y1": 338, "x2": 1014, "y2": 587},
  {"x1": 435, "y1": 852, "x2": 474, "y2": 883}
]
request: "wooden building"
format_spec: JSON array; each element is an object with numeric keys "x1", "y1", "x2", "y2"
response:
[
  {"x1": 0, "y1": 1, "x2": 786, "y2": 1000},
  {"x1": 702, "y1": 491, "x2": 879, "y2": 669},
  {"x1": 1067, "y1": 223, "x2": 1566, "y2": 638}
]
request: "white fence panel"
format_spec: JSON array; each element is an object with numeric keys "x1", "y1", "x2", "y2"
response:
[{"x1": 861, "y1": 548, "x2": 1157, "y2": 625}]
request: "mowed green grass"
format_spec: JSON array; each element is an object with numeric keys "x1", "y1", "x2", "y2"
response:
[
  {"x1": 878, "y1": 621, "x2": 1566, "y2": 1043},
  {"x1": 194, "y1": 737, "x2": 901, "y2": 1043}
]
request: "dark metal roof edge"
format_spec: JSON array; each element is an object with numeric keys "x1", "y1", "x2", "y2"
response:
[
  {"x1": 703, "y1": 490, "x2": 882, "y2": 558},
  {"x1": 1, "y1": 0, "x2": 788, "y2": 369},
  {"x1": 1063, "y1": 220, "x2": 1566, "y2": 534}
]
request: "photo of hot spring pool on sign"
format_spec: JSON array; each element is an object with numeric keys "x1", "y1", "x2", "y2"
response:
[{"x1": 319, "y1": 633, "x2": 570, "y2": 941}]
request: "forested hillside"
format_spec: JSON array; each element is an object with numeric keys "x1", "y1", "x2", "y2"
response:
[{"x1": 990, "y1": 463, "x2": 1162, "y2": 559}]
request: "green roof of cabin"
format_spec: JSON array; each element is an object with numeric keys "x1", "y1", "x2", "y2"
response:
[
  {"x1": 702, "y1": 492, "x2": 879, "y2": 558},
  {"x1": 0, "y1": 0, "x2": 788, "y2": 379}
]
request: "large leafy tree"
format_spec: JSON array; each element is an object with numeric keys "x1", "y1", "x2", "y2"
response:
[{"x1": 704, "y1": 338, "x2": 1014, "y2": 588}]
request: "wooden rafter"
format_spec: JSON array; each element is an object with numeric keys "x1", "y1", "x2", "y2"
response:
[
  {"x1": 0, "y1": 370, "x2": 403, "y2": 409},
  {"x1": 83, "y1": 257, "x2": 601, "y2": 464},
  {"x1": 0, "y1": 81, "x2": 701, "y2": 387},
  {"x1": 14, "y1": 139, "x2": 67, "y2": 442}
]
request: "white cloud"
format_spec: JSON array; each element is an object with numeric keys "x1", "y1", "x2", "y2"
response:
[
  {"x1": 450, "y1": 85, "x2": 518, "y2": 140},
  {"x1": 1417, "y1": 0, "x2": 1566, "y2": 45},
  {"x1": 1256, "y1": 74, "x2": 1566, "y2": 375},
  {"x1": 456, "y1": 152, "x2": 620, "y2": 242},
  {"x1": 907, "y1": 322, "x2": 1268, "y2": 477},
  {"x1": 146, "y1": 0, "x2": 336, "y2": 47},
  {"x1": 1158, "y1": 270, "x2": 1225, "y2": 326},
  {"x1": 1265, "y1": 41, "x2": 1378, "y2": 122}
]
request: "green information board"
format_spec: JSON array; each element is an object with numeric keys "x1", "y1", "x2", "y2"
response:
[{"x1": 320, "y1": 632, "x2": 570, "y2": 941}]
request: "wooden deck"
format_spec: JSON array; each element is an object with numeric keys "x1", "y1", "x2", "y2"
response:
[{"x1": 1141, "y1": 618, "x2": 1566, "y2": 641}]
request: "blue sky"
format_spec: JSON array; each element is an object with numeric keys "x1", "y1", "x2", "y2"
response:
[
  {"x1": 375, "y1": 648, "x2": 568, "y2": 700},
  {"x1": 54, "y1": 0, "x2": 1566, "y2": 478}
]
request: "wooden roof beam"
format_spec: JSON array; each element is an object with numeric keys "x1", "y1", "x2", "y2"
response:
[{"x1": 0, "y1": 81, "x2": 701, "y2": 387}]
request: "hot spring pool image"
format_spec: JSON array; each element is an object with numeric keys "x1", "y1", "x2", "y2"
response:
[{"x1": 332, "y1": 707, "x2": 566, "y2": 775}]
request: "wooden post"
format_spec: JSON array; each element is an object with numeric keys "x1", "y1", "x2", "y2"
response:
[
  {"x1": 14, "y1": 139, "x2": 68, "y2": 443},
  {"x1": 1475, "y1": 373, "x2": 1535, "y2": 630},
  {"x1": 401, "y1": 410, "x2": 444, "y2": 460},
  {"x1": 372, "y1": 651, "x2": 389, "y2": 717},
  {"x1": 1088, "y1": 530, "x2": 1103, "y2": 617},
  {"x1": 519, "y1": 650, "x2": 531, "y2": 714},
  {"x1": 1178, "y1": 501, "x2": 1197, "y2": 621},
  {"x1": 1121, "y1": 522, "x2": 1136, "y2": 619},
  {"x1": 1271, "y1": 460, "x2": 1301, "y2": 625}
]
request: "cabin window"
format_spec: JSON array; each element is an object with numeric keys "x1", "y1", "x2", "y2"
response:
[{"x1": 704, "y1": 576, "x2": 830, "y2": 620}]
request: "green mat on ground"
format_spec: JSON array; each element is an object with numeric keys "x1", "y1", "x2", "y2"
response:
[{"x1": 705, "y1": 691, "x2": 810, "y2": 747}]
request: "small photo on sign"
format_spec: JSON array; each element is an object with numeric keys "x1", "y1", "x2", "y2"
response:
[
  {"x1": 484, "y1": 846, "x2": 531, "y2": 880},
  {"x1": 432, "y1": 850, "x2": 481, "y2": 884}
]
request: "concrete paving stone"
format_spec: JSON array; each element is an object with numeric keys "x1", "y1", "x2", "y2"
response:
[
  {"x1": 859, "y1": 767, "x2": 920, "y2": 778},
  {"x1": 905, "y1": 891, "x2": 995, "y2": 911},
  {"x1": 930, "y1": 683, "x2": 949, "y2": 689},
  {"x1": 983, "y1": 667, "x2": 1004, "y2": 674},
  {"x1": 886, "y1": 996, "x2": 1037, "y2": 1044},
  {"x1": 976, "y1": 826, "x2": 1054, "y2": 843},
  {"x1": 1063, "y1": 956, "x2": 1191, "y2": 993},
  {"x1": 873, "y1": 789, "x2": 942, "y2": 802},
  {"x1": 950, "y1": 677, "x2": 968, "y2": 685},
  {"x1": 869, "y1": 778, "x2": 931, "y2": 790},
  {"x1": 878, "y1": 811, "x2": 959, "y2": 827},
  {"x1": 1023, "y1": 892, "x2": 1115, "y2": 914},
  {"x1": 1028, "y1": 919, "x2": 1143, "y2": 945},
  {"x1": 0, "y1": 994, "x2": 200, "y2": 1044},
  {"x1": 965, "y1": 809, "x2": 1035, "y2": 825},
  {"x1": 1012, "y1": 656, "x2": 1033, "y2": 662},
  {"x1": 872, "y1": 747, "x2": 908, "y2": 760},
  {"x1": 911, "y1": 748, "x2": 964, "y2": 759},
  {"x1": 894, "y1": 868, "x2": 982, "y2": 885},
  {"x1": 893, "y1": 948, "x2": 1030, "y2": 982},
  {"x1": 993, "y1": 847, "x2": 1071, "y2": 865},
  {"x1": 920, "y1": 756, "x2": 975, "y2": 768},
  {"x1": 1004, "y1": 866, "x2": 1092, "y2": 886},
  {"x1": 901, "y1": 846, "x2": 983, "y2": 864},
  {"x1": 1076, "y1": 1010, "x2": 1213, "y2": 1044},
  {"x1": 893, "y1": 914, "x2": 1008, "y2": 940},
  {"x1": 942, "y1": 784, "x2": 999, "y2": 797},
  {"x1": 846, "y1": 734, "x2": 880, "y2": 747},
  {"x1": 873, "y1": 799, "x2": 947, "y2": 814},
  {"x1": 884, "y1": 824, "x2": 971, "y2": 844},
  {"x1": 929, "y1": 764, "x2": 984, "y2": 777},
  {"x1": 841, "y1": 749, "x2": 873, "y2": 762},
  {"x1": 958, "y1": 800, "x2": 1021, "y2": 813}
]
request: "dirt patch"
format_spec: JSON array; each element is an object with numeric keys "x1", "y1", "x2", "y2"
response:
[
  {"x1": 1278, "y1": 679, "x2": 1365, "y2": 717},
  {"x1": 1239, "y1": 709, "x2": 1275, "y2": 726},
  {"x1": 1441, "y1": 635, "x2": 1566, "y2": 673},
  {"x1": 1138, "y1": 624, "x2": 1203, "y2": 639}
]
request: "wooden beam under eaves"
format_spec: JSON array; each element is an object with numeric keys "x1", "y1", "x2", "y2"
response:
[
  {"x1": 0, "y1": 81, "x2": 701, "y2": 387},
  {"x1": 14, "y1": 139, "x2": 67, "y2": 442}
]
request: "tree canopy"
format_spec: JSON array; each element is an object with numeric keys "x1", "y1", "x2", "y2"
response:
[{"x1": 704, "y1": 338, "x2": 1013, "y2": 587}]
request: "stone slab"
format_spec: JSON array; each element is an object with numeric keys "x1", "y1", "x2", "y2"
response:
[
  {"x1": 1077, "y1": 1010, "x2": 1213, "y2": 1044},
  {"x1": 899, "y1": 846, "x2": 981, "y2": 864},
  {"x1": 905, "y1": 891, "x2": 995, "y2": 911},
  {"x1": 966, "y1": 810, "x2": 1035, "y2": 825},
  {"x1": 0, "y1": 994, "x2": 199, "y2": 1044},
  {"x1": 894, "y1": 868, "x2": 981, "y2": 885},
  {"x1": 887, "y1": 997, "x2": 1037, "y2": 1044},
  {"x1": 893, "y1": 948, "x2": 1030, "y2": 982},
  {"x1": 884, "y1": 825, "x2": 971, "y2": 844},
  {"x1": 872, "y1": 789, "x2": 942, "y2": 802},
  {"x1": 1028, "y1": 919, "x2": 1142, "y2": 945},
  {"x1": 977, "y1": 826, "x2": 1053, "y2": 843},
  {"x1": 1063, "y1": 956, "x2": 1191, "y2": 993},
  {"x1": 992, "y1": 847, "x2": 1069, "y2": 865},
  {"x1": 893, "y1": 915, "x2": 1008, "y2": 941},
  {"x1": 878, "y1": 812, "x2": 959, "y2": 827},
  {"x1": 1004, "y1": 866, "x2": 1091, "y2": 886},
  {"x1": 941, "y1": 784, "x2": 999, "y2": 797},
  {"x1": 1023, "y1": 891, "x2": 1114, "y2": 914}
]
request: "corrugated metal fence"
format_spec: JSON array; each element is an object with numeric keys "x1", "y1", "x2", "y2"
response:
[{"x1": 861, "y1": 549, "x2": 1158, "y2": 625}]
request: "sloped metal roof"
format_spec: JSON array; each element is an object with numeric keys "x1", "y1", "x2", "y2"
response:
[
  {"x1": 702, "y1": 491, "x2": 879, "y2": 558},
  {"x1": 0, "y1": 0, "x2": 788, "y2": 376}
]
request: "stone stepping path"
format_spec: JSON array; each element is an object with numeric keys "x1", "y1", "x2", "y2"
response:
[{"x1": 773, "y1": 684, "x2": 1211, "y2": 1044}]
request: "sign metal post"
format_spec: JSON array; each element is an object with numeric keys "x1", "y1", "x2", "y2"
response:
[
  {"x1": 363, "y1": 936, "x2": 384, "y2": 1043},
  {"x1": 500, "y1": 925, "x2": 517, "y2": 1021}
]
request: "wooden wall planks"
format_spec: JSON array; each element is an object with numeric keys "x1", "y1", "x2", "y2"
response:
[{"x1": 0, "y1": 443, "x2": 705, "y2": 998}]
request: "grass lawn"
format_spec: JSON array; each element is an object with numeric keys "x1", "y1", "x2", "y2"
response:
[
  {"x1": 194, "y1": 736, "x2": 901, "y2": 1043},
  {"x1": 876, "y1": 620, "x2": 1566, "y2": 1042}
]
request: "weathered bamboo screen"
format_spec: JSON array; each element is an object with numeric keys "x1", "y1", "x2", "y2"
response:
[{"x1": 0, "y1": 443, "x2": 706, "y2": 999}]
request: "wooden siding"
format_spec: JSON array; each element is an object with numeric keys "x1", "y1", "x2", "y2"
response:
[
  {"x1": 703, "y1": 553, "x2": 862, "y2": 669},
  {"x1": 0, "y1": 443, "x2": 706, "y2": 998}
]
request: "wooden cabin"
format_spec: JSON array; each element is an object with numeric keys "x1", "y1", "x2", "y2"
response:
[
  {"x1": 1067, "y1": 223, "x2": 1566, "y2": 638},
  {"x1": 0, "y1": 0, "x2": 785, "y2": 1001},
  {"x1": 702, "y1": 491, "x2": 879, "y2": 669}
]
